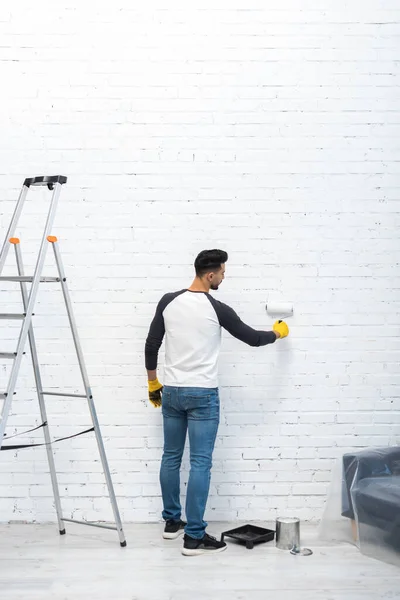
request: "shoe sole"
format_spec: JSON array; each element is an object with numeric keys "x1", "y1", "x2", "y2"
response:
[
  {"x1": 163, "y1": 530, "x2": 185, "y2": 540},
  {"x1": 181, "y1": 545, "x2": 227, "y2": 556}
]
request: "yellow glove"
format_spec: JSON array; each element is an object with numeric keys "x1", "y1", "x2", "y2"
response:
[
  {"x1": 273, "y1": 320, "x2": 289, "y2": 339},
  {"x1": 148, "y1": 378, "x2": 163, "y2": 408}
]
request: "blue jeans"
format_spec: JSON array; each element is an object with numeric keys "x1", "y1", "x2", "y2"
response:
[{"x1": 160, "y1": 386, "x2": 220, "y2": 539}]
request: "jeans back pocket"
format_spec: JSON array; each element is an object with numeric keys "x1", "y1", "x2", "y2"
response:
[{"x1": 185, "y1": 389, "x2": 219, "y2": 421}]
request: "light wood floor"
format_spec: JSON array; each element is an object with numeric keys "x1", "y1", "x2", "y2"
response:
[{"x1": 1, "y1": 523, "x2": 399, "y2": 600}]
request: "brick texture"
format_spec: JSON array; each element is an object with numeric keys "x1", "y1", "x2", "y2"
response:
[{"x1": 0, "y1": 1, "x2": 399, "y2": 524}]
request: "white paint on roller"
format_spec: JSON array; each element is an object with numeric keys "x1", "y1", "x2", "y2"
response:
[{"x1": 266, "y1": 302, "x2": 294, "y2": 318}]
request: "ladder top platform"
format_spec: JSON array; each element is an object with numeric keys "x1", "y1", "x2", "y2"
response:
[{"x1": 24, "y1": 175, "x2": 67, "y2": 188}]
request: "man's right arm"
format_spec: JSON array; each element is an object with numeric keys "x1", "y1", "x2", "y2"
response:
[{"x1": 213, "y1": 300, "x2": 278, "y2": 347}]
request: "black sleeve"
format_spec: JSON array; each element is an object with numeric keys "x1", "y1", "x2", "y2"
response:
[
  {"x1": 210, "y1": 298, "x2": 277, "y2": 347},
  {"x1": 144, "y1": 295, "x2": 168, "y2": 370},
  {"x1": 145, "y1": 290, "x2": 186, "y2": 369}
]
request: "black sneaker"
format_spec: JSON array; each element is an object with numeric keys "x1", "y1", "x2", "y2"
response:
[
  {"x1": 163, "y1": 519, "x2": 187, "y2": 540},
  {"x1": 182, "y1": 532, "x2": 227, "y2": 556}
]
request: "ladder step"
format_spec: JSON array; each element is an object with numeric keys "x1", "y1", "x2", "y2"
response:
[
  {"x1": 0, "y1": 276, "x2": 60, "y2": 283},
  {"x1": 0, "y1": 314, "x2": 25, "y2": 320},
  {"x1": 42, "y1": 391, "x2": 86, "y2": 398},
  {"x1": 0, "y1": 353, "x2": 16, "y2": 359}
]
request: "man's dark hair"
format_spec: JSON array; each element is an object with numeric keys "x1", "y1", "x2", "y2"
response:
[{"x1": 194, "y1": 249, "x2": 228, "y2": 277}]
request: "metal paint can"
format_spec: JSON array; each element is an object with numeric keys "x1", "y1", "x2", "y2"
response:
[{"x1": 276, "y1": 517, "x2": 300, "y2": 550}]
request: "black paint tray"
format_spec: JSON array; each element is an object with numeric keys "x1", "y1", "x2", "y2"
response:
[{"x1": 220, "y1": 524, "x2": 275, "y2": 549}]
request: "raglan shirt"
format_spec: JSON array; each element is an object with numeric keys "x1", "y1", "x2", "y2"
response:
[{"x1": 145, "y1": 290, "x2": 277, "y2": 388}]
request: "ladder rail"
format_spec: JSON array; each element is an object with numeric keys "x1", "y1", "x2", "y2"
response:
[
  {"x1": 0, "y1": 185, "x2": 29, "y2": 275},
  {"x1": 50, "y1": 239, "x2": 126, "y2": 546},
  {"x1": 13, "y1": 240, "x2": 65, "y2": 533}
]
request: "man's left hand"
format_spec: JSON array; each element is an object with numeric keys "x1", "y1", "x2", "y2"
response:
[{"x1": 148, "y1": 378, "x2": 163, "y2": 408}]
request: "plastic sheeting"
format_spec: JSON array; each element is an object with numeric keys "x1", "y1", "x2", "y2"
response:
[{"x1": 319, "y1": 446, "x2": 400, "y2": 567}]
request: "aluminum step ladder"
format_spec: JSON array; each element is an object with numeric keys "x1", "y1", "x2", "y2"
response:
[{"x1": 0, "y1": 175, "x2": 126, "y2": 547}]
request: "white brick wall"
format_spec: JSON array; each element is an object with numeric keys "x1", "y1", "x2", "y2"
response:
[{"x1": 1, "y1": 1, "x2": 400, "y2": 524}]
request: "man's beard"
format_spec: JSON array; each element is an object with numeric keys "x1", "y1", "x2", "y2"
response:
[{"x1": 210, "y1": 283, "x2": 219, "y2": 291}]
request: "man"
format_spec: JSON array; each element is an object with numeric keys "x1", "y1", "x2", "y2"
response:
[{"x1": 145, "y1": 249, "x2": 289, "y2": 556}]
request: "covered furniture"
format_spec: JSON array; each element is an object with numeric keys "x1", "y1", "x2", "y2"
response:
[{"x1": 319, "y1": 446, "x2": 400, "y2": 567}]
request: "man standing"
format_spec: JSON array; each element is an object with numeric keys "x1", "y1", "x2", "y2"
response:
[{"x1": 145, "y1": 249, "x2": 289, "y2": 556}]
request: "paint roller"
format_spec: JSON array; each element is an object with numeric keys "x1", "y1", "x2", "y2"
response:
[{"x1": 265, "y1": 301, "x2": 294, "y2": 322}]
